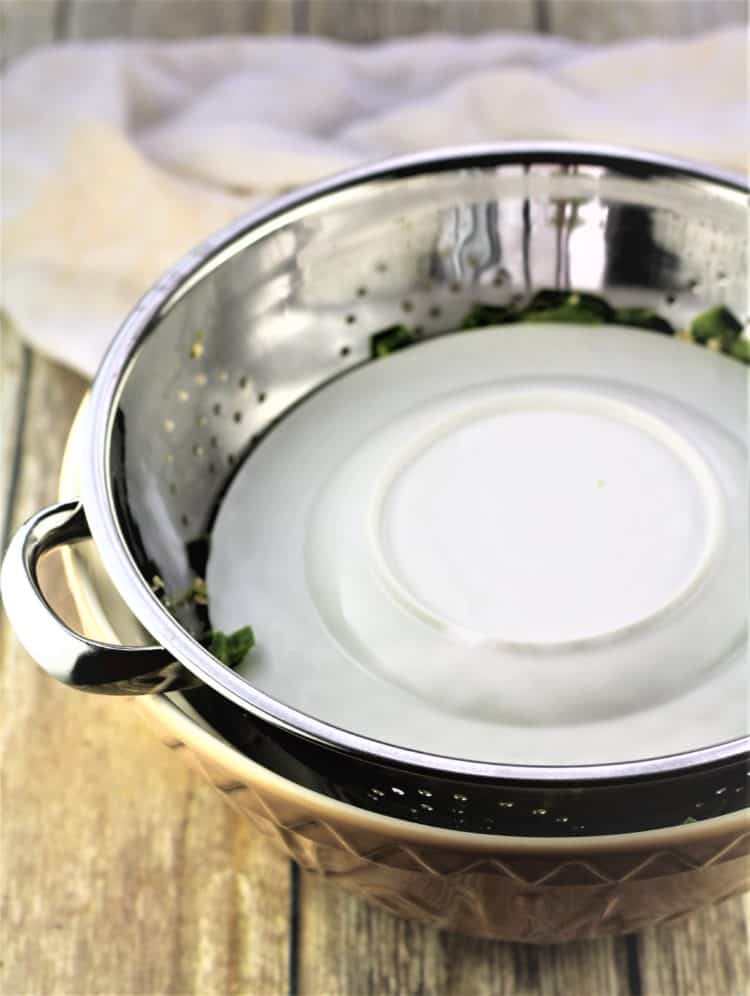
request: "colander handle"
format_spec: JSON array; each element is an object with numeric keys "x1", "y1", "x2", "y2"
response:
[{"x1": 1, "y1": 500, "x2": 200, "y2": 695}]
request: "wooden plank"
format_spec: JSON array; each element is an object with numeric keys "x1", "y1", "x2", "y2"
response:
[
  {"x1": 0, "y1": 324, "x2": 30, "y2": 551},
  {"x1": 298, "y1": 876, "x2": 633, "y2": 996},
  {"x1": 544, "y1": 0, "x2": 747, "y2": 42},
  {"x1": 0, "y1": 0, "x2": 59, "y2": 534},
  {"x1": 67, "y1": 0, "x2": 293, "y2": 39},
  {"x1": 65, "y1": 0, "x2": 136, "y2": 40},
  {"x1": 0, "y1": 356, "x2": 292, "y2": 996},
  {"x1": 638, "y1": 895, "x2": 749, "y2": 996},
  {"x1": 0, "y1": 0, "x2": 63, "y2": 68},
  {"x1": 303, "y1": 0, "x2": 537, "y2": 39}
]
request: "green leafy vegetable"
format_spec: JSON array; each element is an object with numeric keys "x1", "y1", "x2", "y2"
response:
[
  {"x1": 172, "y1": 576, "x2": 209, "y2": 608},
  {"x1": 461, "y1": 303, "x2": 517, "y2": 329},
  {"x1": 150, "y1": 565, "x2": 255, "y2": 670},
  {"x1": 727, "y1": 336, "x2": 750, "y2": 363},
  {"x1": 689, "y1": 305, "x2": 742, "y2": 345},
  {"x1": 614, "y1": 307, "x2": 674, "y2": 336},
  {"x1": 150, "y1": 574, "x2": 166, "y2": 597},
  {"x1": 368, "y1": 291, "x2": 747, "y2": 364},
  {"x1": 520, "y1": 305, "x2": 604, "y2": 325},
  {"x1": 370, "y1": 324, "x2": 418, "y2": 358},
  {"x1": 523, "y1": 290, "x2": 615, "y2": 322},
  {"x1": 207, "y1": 626, "x2": 256, "y2": 669}
]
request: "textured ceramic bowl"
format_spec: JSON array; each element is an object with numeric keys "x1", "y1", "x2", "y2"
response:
[{"x1": 59, "y1": 402, "x2": 749, "y2": 943}]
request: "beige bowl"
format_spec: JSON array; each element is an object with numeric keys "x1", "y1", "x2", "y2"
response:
[{"x1": 58, "y1": 400, "x2": 749, "y2": 944}]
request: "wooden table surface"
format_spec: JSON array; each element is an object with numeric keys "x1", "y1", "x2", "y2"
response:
[{"x1": 1, "y1": 2, "x2": 748, "y2": 994}]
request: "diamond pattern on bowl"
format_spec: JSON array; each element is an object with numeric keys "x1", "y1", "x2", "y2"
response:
[{"x1": 136, "y1": 705, "x2": 749, "y2": 942}]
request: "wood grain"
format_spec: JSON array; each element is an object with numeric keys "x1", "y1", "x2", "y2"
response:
[
  {"x1": 0, "y1": 0, "x2": 62, "y2": 69},
  {"x1": 638, "y1": 897, "x2": 750, "y2": 996},
  {"x1": 0, "y1": 349, "x2": 292, "y2": 996},
  {"x1": 297, "y1": 876, "x2": 635, "y2": 996},
  {"x1": 1, "y1": 3, "x2": 294, "y2": 993},
  {"x1": 0, "y1": 323, "x2": 29, "y2": 548},
  {"x1": 544, "y1": 0, "x2": 747, "y2": 42},
  {"x1": 301, "y1": 0, "x2": 537, "y2": 38},
  {"x1": 66, "y1": 0, "x2": 293, "y2": 41},
  {"x1": 1, "y1": 1, "x2": 748, "y2": 995}
]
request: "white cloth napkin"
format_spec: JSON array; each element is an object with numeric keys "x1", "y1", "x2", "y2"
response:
[{"x1": 2, "y1": 28, "x2": 746, "y2": 377}]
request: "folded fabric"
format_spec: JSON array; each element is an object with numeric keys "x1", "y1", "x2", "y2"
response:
[{"x1": 2, "y1": 28, "x2": 746, "y2": 377}]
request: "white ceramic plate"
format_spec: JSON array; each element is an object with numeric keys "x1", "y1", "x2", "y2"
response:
[{"x1": 208, "y1": 324, "x2": 748, "y2": 764}]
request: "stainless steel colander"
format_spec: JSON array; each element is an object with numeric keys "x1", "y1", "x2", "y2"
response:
[{"x1": 3, "y1": 144, "x2": 748, "y2": 836}]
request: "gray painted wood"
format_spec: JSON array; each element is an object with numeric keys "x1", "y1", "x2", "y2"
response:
[
  {"x1": 298, "y1": 876, "x2": 634, "y2": 996},
  {"x1": 544, "y1": 0, "x2": 747, "y2": 41},
  {"x1": 0, "y1": 0, "x2": 62, "y2": 67},
  {"x1": 302, "y1": 0, "x2": 537, "y2": 39}
]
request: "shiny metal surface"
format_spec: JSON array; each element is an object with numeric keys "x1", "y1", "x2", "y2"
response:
[
  {"x1": 4, "y1": 144, "x2": 748, "y2": 788},
  {"x1": 0, "y1": 500, "x2": 196, "y2": 693}
]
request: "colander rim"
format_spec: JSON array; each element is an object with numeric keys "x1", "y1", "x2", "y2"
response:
[{"x1": 83, "y1": 141, "x2": 750, "y2": 785}]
